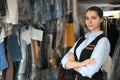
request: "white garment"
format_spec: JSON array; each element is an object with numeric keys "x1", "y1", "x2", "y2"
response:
[
  {"x1": 101, "y1": 55, "x2": 114, "y2": 80},
  {"x1": 0, "y1": 27, "x2": 5, "y2": 43},
  {"x1": 0, "y1": 71, "x2": 2, "y2": 79},
  {"x1": 5, "y1": 0, "x2": 18, "y2": 24},
  {"x1": 21, "y1": 29, "x2": 31, "y2": 45}
]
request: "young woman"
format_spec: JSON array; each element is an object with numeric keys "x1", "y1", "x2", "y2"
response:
[{"x1": 61, "y1": 6, "x2": 111, "y2": 80}]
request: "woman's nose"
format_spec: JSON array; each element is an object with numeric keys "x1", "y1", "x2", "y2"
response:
[{"x1": 88, "y1": 19, "x2": 92, "y2": 24}]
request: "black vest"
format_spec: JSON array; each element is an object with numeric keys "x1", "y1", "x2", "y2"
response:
[{"x1": 74, "y1": 34, "x2": 105, "y2": 80}]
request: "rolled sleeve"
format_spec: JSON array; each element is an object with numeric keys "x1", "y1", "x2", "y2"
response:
[
  {"x1": 61, "y1": 41, "x2": 78, "y2": 69},
  {"x1": 80, "y1": 37, "x2": 111, "y2": 78},
  {"x1": 61, "y1": 47, "x2": 75, "y2": 69},
  {"x1": 61, "y1": 54, "x2": 69, "y2": 69}
]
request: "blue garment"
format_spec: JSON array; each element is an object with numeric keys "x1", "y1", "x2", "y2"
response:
[
  {"x1": 7, "y1": 23, "x2": 24, "y2": 62},
  {"x1": 18, "y1": 0, "x2": 31, "y2": 21},
  {"x1": 0, "y1": 42, "x2": 8, "y2": 70},
  {"x1": 38, "y1": 0, "x2": 50, "y2": 23},
  {"x1": 61, "y1": 31, "x2": 111, "y2": 78},
  {"x1": 38, "y1": 0, "x2": 63, "y2": 23},
  {"x1": 29, "y1": 0, "x2": 36, "y2": 21},
  {"x1": 50, "y1": 0, "x2": 63, "y2": 20}
]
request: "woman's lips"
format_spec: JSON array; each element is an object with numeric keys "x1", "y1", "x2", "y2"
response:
[{"x1": 88, "y1": 25, "x2": 93, "y2": 27}]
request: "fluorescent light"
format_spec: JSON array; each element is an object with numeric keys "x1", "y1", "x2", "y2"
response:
[{"x1": 103, "y1": 10, "x2": 120, "y2": 18}]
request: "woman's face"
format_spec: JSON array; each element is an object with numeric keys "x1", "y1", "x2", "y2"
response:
[{"x1": 85, "y1": 10, "x2": 103, "y2": 32}]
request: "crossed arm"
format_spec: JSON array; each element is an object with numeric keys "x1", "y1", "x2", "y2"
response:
[{"x1": 65, "y1": 52, "x2": 95, "y2": 73}]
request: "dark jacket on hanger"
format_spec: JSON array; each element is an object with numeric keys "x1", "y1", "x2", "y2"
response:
[
  {"x1": 111, "y1": 36, "x2": 120, "y2": 80},
  {"x1": 0, "y1": 0, "x2": 6, "y2": 16}
]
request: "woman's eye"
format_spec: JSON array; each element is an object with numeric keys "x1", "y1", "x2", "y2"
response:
[
  {"x1": 85, "y1": 17, "x2": 89, "y2": 20},
  {"x1": 91, "y1": 17, "x2": 96, "y2": 19},
  {"x1": 85, "y1": 17, "x2": 96, "y2": 20}
]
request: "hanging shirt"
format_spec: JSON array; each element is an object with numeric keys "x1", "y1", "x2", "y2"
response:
[
  {"x1": 6, "y1": 0, "x2": 18, "y2": 24},
  {"x1": 61, "y1": 31, "x2": 111, "y2": 78}
]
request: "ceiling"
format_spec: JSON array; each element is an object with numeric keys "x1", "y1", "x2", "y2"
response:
[
  {"x1": 78, "y1": 0, "x2": 120, "y2": 5},
  {"x1": 78, "y1": 0, "x2": 120, "y2": 14}
]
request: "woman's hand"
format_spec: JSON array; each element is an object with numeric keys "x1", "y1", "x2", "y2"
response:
[
  {"x1": 65, "y1": 53, "x2": 95, "y2": 69},
  {"x1": 68, "y1": 52, "x2": 75, "y2": 61},
  {"x1": 68, "y1": 53, "x2": 95, "y2": 66},
  {"x1": 81, "y1": 58, "x2": 95, "y2": 66},
  {"x1": 65, "y1": 53, "x2": 80, "y2": 69},
  {"x1": 73, "y1": 58, "x2": 96, "y2": 73}
]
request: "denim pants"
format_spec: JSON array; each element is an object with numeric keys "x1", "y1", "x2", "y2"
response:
[
  {"x1": 7, "y1": 25, "x2": 22, "y2": 62},
  {"x1": 0, "y1": 42, "x2": 8, "y2": 70}
]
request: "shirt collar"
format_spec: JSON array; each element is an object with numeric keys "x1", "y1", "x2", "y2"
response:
[{"x1": 85, "y1": 31, "x2": 103, "y2": 39}]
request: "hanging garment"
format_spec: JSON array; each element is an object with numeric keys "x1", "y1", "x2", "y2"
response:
[
  {"x1": 17, "y1": 0, "x2": 31, "y2": 21},
  {"x1": 0, "y1": 0, "x2": 6, "y2": 16},
  {"x1": 55, "y1": 17, "x2": 64, "y2": 65},
  {"x1": 31, "y1": 40, "x2": 42, "y2": 80},
  {"x1": 33, "y1": 0, "x2": 40, "y2": 23},
  {"x1": 44, "y1": 34, "x2": 58, "y2": 80},
  {"x1": 0, "y1": 42, "x2": 8, "y2": 71},
  {"x1": 111, "y1": 36, "x2": 120, "y2": 80},
  {"x1": 29, "y1": 0, "x2": 36, "y2": 22},
  {"x1": 60, "y1": 12, "x2": 75, "y2": 50},
  {"x1": 31, "y1": 25, "x2": 43, "y2": 68},
  {"x1": 28, "y1": 25, "x2": 45, "y2": 80},
  {"x1": 39, "y1": 20, "x2": 60, "y2": 80},
  {"x1": 0, "y1": 26, "x2": 6, "y2": 44},
  {"x1": 38, "y1": 0, "x2": 63, "y2": 23},
  {"x1": 16, "y1": 26, "x2": 32, "y2": 80},
  {"x1": 38, "y1": 0, "x2": 51, "y2": 23},
  {"x1": 31, "y1": 24, "x2": 44, "y2": 69},
  {"x1": 46, "y1": 20, "x2": 57, "y2": 68},
  {"x1": 6, "y1": 0, "x2": 18, "y2": 24},
  {"x1": 39, "y1": 24, "x2": 49, "y2": 69},
  {"x1": 55, "y1": 0, "x2": 64, "y2": 18},
  {"x1": 50, "y1": 0, "x2": 63, "y2": 20},
  {"x1": 32, "y1": 40, "x2": 39, "y2": 67},
  {"x1": 48, "y1": 34, "x2": 57, "y2": 68},
  {"x1": 59, "y1": 12, "x2": 75, "y2": 80},
  {"x1": 7, "y1": 25, "x2": 22, "y2": 62},
  {"x1": 2, "y1": 51, "x2": 13, "y2": 80},
  {"x1": 101, "y1": 55, "x2": 113, "y2": 80},
  {"x1": 60, "y1": 23, "x2": 75, "y2": 48},
  {"x1": 107, "y1": 22, "x2": 119, "y2": 57},
  {"x1": 0, "y1": 71, "x2": 2, "y2": 79}
]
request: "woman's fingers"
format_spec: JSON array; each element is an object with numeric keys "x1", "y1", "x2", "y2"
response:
[
  {"x1": 84, "y1": 58, "x2": 96, "y2": 66},
  {"x1": 68, "y1": 53, "x2": 75, "y2": 60}
]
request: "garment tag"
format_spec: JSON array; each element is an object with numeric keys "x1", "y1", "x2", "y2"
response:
[{"x1": 31, "y1": 28, "x2": 43, "y2": 41}]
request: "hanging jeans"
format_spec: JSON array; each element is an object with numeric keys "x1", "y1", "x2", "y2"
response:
[
  {"x1": 0, "y1": 42, "x2": 8, "y2": 71},
  {"x1": 6, "y1": 24, "x2": 24, "y2": 62}
]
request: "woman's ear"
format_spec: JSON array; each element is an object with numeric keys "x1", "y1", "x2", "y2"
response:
[{"x1": 100, "y1": 17, "x2": 104, "y2": 23}]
